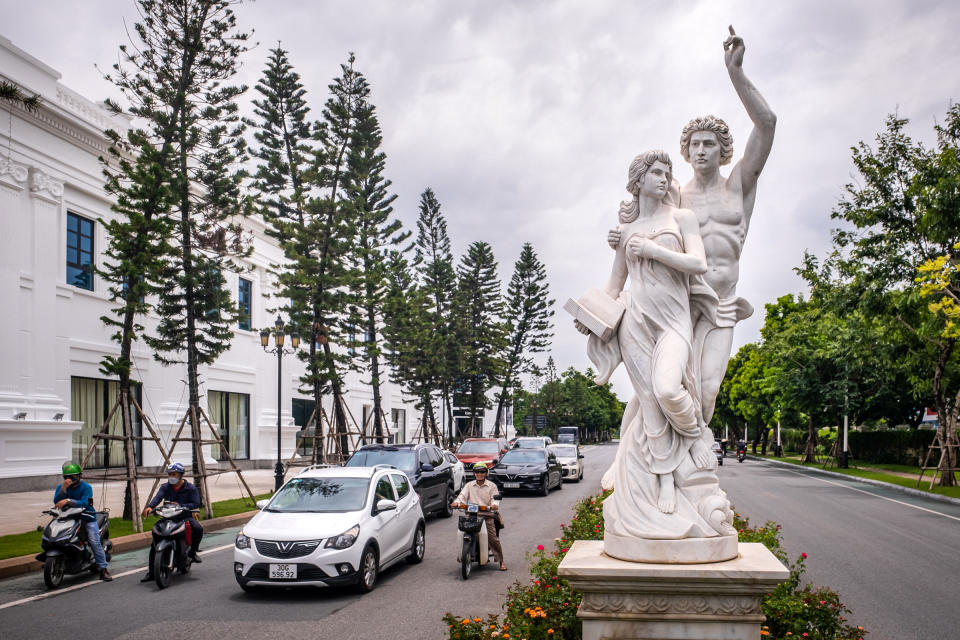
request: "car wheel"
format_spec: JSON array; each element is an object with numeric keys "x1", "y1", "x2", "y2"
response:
[
  {"x1": 556, "y1": 473, "x2": 563, "y2": 490},
  {"x1": 406, "y1": 523, "x2": 425, "y2": 565},
  {"x1": 539, "y1": 475, "x2": 549, "y2": 497},
  {"x1": 356, "y1": 545, "x2": 379, "y2": 593},
  {"x1": 719, "y1": 458, "x2": 723, "y2": 466},
  {"x1": 438, "y1": 486, "x2": 454, "y2": 518}
]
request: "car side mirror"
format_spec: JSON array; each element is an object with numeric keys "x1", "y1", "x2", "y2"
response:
[
  {"x1": 376, "y1": 499, "x2": 397, "y2": 513},
  {"x1": 420, "y1": 463, "x2": 434, "y2": 472},
  {"x1": 256, "y1": 499, "x2": 269, "y2": 509}
]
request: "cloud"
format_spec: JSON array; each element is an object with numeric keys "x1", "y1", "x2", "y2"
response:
[{"x1": 3, "y1": 0, "x2": 960, "y2": 400}]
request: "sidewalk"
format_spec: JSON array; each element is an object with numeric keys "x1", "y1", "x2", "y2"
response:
[
  {"x1": 750, "y1": 455, "x2": 960, "y2": 507},
  {"x1": 2, "y1": 469, "x2": 278, "y2": 537}
]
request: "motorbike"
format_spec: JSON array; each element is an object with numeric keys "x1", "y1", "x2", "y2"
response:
[
  {"x1": 737, "y1": 448, "x2": 746, "y2": 463},
  {"x1": 149, "y1": 501, "x2": 196, "y2": 589},
  {"x1": 455, "y1": 498, "x2": 501, "y2": 580},
  {"x1": 36, "y1": 506, "x2": 112, "y2": 588}
]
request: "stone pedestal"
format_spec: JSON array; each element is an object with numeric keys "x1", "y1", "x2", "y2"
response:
[{"x1": 558, "y1": 541, "x2": 788, "y2": 640}]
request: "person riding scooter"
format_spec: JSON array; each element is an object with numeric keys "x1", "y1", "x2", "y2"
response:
[
  {"x1": 53, "y1": 462, "x2": 112, "y2": 581},
  {"x1": 451, "y1": 462, "x2": 506, "y2": 571},
  {"x1": 140, "y1": 463, "x2": 204, "y2": 582}
]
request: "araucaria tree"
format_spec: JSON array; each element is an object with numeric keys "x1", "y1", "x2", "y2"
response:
[
  {"x1": 142, "y1": 0, "x2": 251, "y2": 514},
  {"x1": 493, "y1": 243, "x2": 554, "y2": 437},
  {"x1": 413, "y1": 188, "x2": 458, "y2": 442},
  {"x1": 247, "y1": 46, "x2": 326, "y2": 457},
  {"x1": 453, "y1": 242, "x2": 507, "y2": 437},
  {"x1": 344, "y1": 96, "x2": 408, "y2": 442}
]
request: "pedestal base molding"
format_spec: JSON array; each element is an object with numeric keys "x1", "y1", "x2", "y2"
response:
[{"x1": 559, "y1": 540, "x2": 788, "y2": 640}]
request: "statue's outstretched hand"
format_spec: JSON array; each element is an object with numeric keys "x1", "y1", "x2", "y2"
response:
[
  {"x1": 607, "y1": 228, "x2": 621, "y2": 250},
  {"x1": 723, "y1": 25, "x2": 744, "y2": 69},
  {"x1": 574, "y1": 319, "x2": 590, "y2": 336}
]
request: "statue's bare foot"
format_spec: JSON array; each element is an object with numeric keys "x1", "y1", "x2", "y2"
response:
[
  {"x1": 691, "y1": 439, "x2": 713, "y2": 469},
  {"x1": 657, "y1": 474, "x2": 676, "y2": 513}
]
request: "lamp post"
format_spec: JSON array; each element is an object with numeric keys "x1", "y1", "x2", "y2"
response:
[{"x1": 261, "y1": 316, "x2": 300, "y2": 491}]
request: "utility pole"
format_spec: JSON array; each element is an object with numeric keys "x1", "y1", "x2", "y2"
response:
[{"x1": 840, "y1": 391, "x2": 850, "y2": 468}]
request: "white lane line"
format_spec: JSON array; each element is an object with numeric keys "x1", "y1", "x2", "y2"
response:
[
  {"x1": 0, "y1": 543, "x2": 235, "y2": 611},
  {"x1": 772, "y1": 464, "x2": 960, "y2": 523}
]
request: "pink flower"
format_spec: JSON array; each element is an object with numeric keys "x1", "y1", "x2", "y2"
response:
[
  {"x1": 536, "y1": 544, "x2": 545, "y2": 551},
  {"x1": 561, "y1": 548, "x2": 568, "y2": 553},
  {"x1": 801, "y1": 552, "x2": 807, "y2": 559}
]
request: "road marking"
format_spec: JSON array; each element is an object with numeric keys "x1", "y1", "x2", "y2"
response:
[
  {"x1": 0, "y1": 543, "x2": 234, "y2": 610},
  {"x1": 772, "y1": 465, "x2": 960, "y2": 523}
]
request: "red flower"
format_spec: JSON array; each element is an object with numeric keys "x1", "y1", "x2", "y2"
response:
[
  {"x1": 537, "y1": 544, "x2": 545, "y2": 551},
  {"x1": 801, "y1": 552, "x2": 807, "y2": 559}
]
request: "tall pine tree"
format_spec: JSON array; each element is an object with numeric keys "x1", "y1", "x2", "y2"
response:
[
  {"x1": 413, "y1": 188, "x2": 457, "y2": 442},
  {"x1": 142, "y1": 0, "x2": 251, "y2": 515},
  {"x1": 453, "y1": 242, "x2": 507, "y2": 437},
  {"x1": 246, "y1": 46, "x2": 329, "y2": 458},
  {"x1": 493, "y1": 243, "x2": 555, "y2": 436},
  {"x1": 344, "y1": 98, "x2": 409, "y2": 442}
]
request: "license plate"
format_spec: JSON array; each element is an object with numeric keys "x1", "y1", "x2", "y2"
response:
[
  {"x1": 269, "y1": 563, "x2": 297, "y2": 579},
  {"x1": 504, "y1": 482, "x2": 520, "y2": 488}
]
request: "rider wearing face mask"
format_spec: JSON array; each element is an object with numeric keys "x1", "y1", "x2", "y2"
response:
[{"x1": 139, "y1": 463, "x2": 204, "y2": 582}]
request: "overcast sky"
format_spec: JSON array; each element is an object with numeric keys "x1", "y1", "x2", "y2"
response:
[{"x1": 3, "y1": 0, "x2": 959, "y2": 399}]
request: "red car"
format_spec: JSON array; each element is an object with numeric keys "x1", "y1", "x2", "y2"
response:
[{"x1": 455, "y1": 438, "x2": 508, "y2": 478}]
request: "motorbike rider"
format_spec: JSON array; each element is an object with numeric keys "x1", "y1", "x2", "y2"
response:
[
  {"x1": 140, "y1": 463, "x2": 204, "y2": 582},
  {"x1": 53, "y1": 462, "x2": 112, "y2": 581},
  {"x1": 737, "y1": 438, "x2": 747, "y2": 455},
  {"x1": 451, "y1": 462, "x2": 506, "y2": 571}
]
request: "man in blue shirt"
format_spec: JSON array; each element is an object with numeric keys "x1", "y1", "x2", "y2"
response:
[
  {"x1": 53, "y1": 462, "x2": 112, "y2": 581},
  {"x1": 140, "y1": 463, "x2": 204, "y2": 582}
]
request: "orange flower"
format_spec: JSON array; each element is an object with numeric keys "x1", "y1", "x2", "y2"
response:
[
  {"x1": 461, "y1": 619, "x2": 469, "y2": 625},
  {"x1": 547, "y1": 630, "x2": 554, "y2": 634},
  {"x1": 474, "y1": 618, "x2": 481, "y2": 623}
]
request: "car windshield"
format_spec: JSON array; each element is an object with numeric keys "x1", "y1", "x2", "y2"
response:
[
  {"x1": 457, "y1": 441, "x2": 500, "y2": 454},
  {"x1": 550, "y1": 445, "x2": 578, "y2": 458},
  {"x1": 514, "y1": 439, "x2": 545, "y2": 448},
  {"x1": 266, "y1": 477, "x2": 368, "y2": 513},
  {"x1": 345, "y1": 448, "x2": 416, "y2": 472},
  {"x1": 499, "y1": 450, "x2": 545, "y2": 464}
]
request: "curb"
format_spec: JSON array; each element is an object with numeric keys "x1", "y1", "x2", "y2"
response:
[
  {"x1": 750, "y1": 456, "x2": 960, "y2": 507},
  {"x1": 0, "y1": 510, "x2": 257, "y2": 580}
]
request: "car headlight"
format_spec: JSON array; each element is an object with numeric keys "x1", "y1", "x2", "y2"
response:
[
  {"x1": 235, "y1": 532, "x2": 251, "y2": 549},
  {"x1": 325, "y1": 524, "x2": 360, "y2": 550}
]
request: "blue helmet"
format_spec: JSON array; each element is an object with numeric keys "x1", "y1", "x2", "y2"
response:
[{"x1": 167, "y1": 462, "x2": 186, "y2": 474}]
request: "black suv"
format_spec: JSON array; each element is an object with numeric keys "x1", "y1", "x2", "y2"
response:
[{"x1": 345, "y1": 443, "x2": 456, "y2": 517}]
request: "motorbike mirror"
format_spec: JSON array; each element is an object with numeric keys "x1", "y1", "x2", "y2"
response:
[
  {"x1": 578, "y1": 454, "x2": 585, "y2": 459},
  {"x1": 493, "y1": 493, "x2": 502, "y2": 500},
  {"x1": 375, "y1": 499, "x2": 397, "y2": 513}
]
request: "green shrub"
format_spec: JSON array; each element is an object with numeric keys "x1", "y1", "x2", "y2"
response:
[{"x1": 847, "y1": 430, "x2": 939, "y2": 465}]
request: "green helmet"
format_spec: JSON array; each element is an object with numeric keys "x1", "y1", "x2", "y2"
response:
[
  {"x1": 62, "y1": 462, "x2": 81, "y2": 476},
  {"x1": 472, "y1": 462, "x2": 489, "y2": 472}
]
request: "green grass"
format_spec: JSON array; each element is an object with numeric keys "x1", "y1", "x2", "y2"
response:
[
  {"x1": 0, "y1": 492, "x2": 271, "y2": 561},
  {"x1": 770, "y1": 457, "x2": 960, "y2": 499}
]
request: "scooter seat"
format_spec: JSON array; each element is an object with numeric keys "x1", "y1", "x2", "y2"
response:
[{"x1": 95, "y1": 512, "x2": 108, "y2": 528}]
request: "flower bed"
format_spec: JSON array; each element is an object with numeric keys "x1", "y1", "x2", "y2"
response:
[{"x1": 443, "y1": 490, "x2": 867, "y2": 640}]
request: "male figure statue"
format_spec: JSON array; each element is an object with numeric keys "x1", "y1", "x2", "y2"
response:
[{"x1": 610, "y1": 26, "x2": 776, "y2": 426}]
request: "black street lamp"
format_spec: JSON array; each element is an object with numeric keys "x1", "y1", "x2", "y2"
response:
[{"x1": 261, "y1": 316, "x2": 300, "y2": 491}]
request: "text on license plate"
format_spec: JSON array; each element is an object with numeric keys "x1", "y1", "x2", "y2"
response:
[
  {"x1": 504, "y1": 482, "x2": 520, "y2": 488},
  {"x1": 269, "y1": 563, "x2": 297, "y2": 579}
]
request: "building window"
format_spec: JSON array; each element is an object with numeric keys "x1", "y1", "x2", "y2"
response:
[
  {"x1": 70, "y1": 377, "x2": 142, "y2": 467},
  {"x1": 238, "y1": 277, "x2": 252, "y2": 330},
  {"x1": 66, "y1": 212, "x2": 94, "y2": 291},
  {"x1": 391, "y1": 408, "x2": 406, "y2": 444},
  {"x1": 208, "y1": 390, "x2": 250, "y2": 460}
]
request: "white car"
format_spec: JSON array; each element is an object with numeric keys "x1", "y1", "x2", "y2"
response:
[
  {"x1": 548, "y1": 444, "x2": 584, "y2": 482},
  {"x1": 233, "y1": 465, "x2": 425, "y2": 592},
  {"x1": 444, "y1": 450, "x2": 466, "y2": 491}
]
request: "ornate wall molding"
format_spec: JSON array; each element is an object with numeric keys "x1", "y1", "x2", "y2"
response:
[
  {"x1": 28, "y1": 167, "x2": 63, "y2": 202},
  {"x1": 580, "y1": 592, "x2": 762, "y2": 617},
  {"x1": 0, "y1": 157, "x2": 29, "y2": 187}
]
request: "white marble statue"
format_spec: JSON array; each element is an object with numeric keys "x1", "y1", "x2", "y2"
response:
[{"x1": 569, "y1": 27, "x2": 774, "y2": 563}]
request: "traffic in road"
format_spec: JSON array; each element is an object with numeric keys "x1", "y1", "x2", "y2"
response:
[{"x1": 0, "y1": 443, "x2": 617, "y2": 640}]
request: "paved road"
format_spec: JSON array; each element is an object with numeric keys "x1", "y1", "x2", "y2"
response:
[
  {"x1": 720, "y1": 458, "x2": 960, "y2": 640},
  {"x1": 0, "y1": 443, "x2": 617, "y2": 640}
]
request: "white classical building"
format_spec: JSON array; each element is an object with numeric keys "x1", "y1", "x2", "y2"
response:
[{"x1": 0, "y1": 36, "x2": 498, "y2": 490}]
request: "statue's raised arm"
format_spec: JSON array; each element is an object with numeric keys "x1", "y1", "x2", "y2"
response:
[{"x1": 724, "y1": 25, "x2": 776, "y2": 215}]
